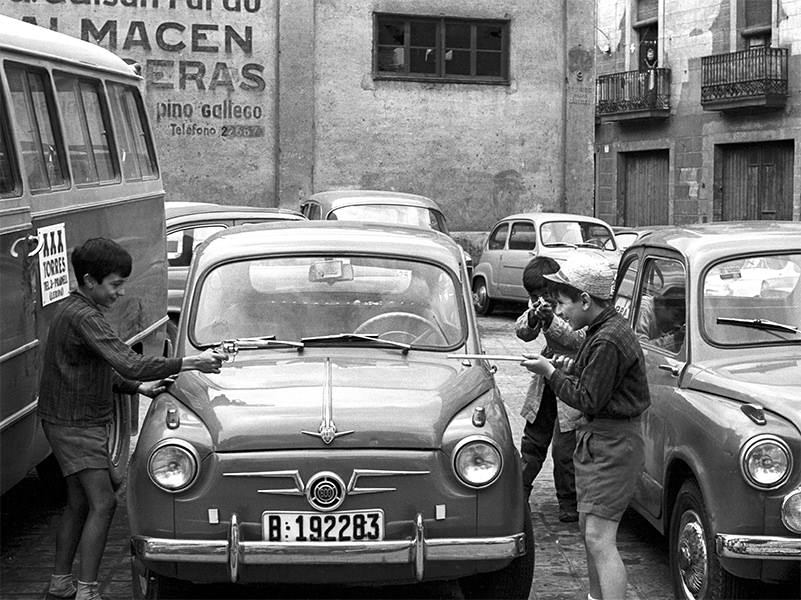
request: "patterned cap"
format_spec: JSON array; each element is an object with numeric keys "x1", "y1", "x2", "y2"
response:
[{"x1": 543, "y1": 253, "x2": 616, "y2": 300}]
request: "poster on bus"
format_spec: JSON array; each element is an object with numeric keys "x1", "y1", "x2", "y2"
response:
[{"x1": 38, "y1": 223, "x2": 70, "y2": 306}]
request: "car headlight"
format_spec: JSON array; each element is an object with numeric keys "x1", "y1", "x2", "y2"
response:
[
  {"x1": 453, "y1": 435, "x2": 503, "y2": 488},
  {"x1": 148, "y1": 439, "x2": 200, "y2": 493},
  {"x1": 739, "y1": 435, "x2": 792, "y2": 490},
  {"x1": 782, "y1": 488, "x2": 801, "y2": 533}
]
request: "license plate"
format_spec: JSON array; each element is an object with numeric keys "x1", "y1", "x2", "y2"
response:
[{"x1": 262, "y1": 509, "x2": 384, "y2": 542}]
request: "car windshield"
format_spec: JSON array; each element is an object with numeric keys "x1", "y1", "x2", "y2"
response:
[
  {"x1": 190, "y1": 255, "x2": 465, "y2": 349},
  {"x1": 702, "y1": 253, "x2": 801, "y2": 345},
  {"x1": 328, "y1": 204, "x2": 447, "y2": 232},
  {"x1": 540, "y1": 220, "x2": 616, "y2": 250}
]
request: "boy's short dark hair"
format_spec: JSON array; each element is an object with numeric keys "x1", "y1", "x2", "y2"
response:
[
  {"x1": 522, "y1": 256, "x2": 560, "y2": 293},
  {"x1": 71, "y1": 238, "x2": 132, "y2": 284}
]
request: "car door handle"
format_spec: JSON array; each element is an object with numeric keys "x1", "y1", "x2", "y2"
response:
[{"x1": 657, "y1": 364, "x2": 679, "y2": 377}]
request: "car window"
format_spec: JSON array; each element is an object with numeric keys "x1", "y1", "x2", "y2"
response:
[
  {"x1": 191, "y1": 256, "x2": 465, "y2": 348},
  {"x1": 167, "y1": 224, "x2": 226, "y2": 267},
  {"x1": 303, "y1": 202, "x2": 321, "y2": 220},
  {"x1": 487, "y1": 223, "x2": 509, "y2": 250},
  {"x1": 508, "y1": 222, "x2": 536, "y2": 250},
  {"x1": 328, "y1": 204, "x2": 440, "y2": 230},
  {"x1": 614, "y1": 257, "x2": 639, "y2": 319},
  {"x1": 702, "y1": 253, "x2": 801, "y2": 346},
  {"x1": 634, "y1": 257, "x2": 687, "y2": 355}
]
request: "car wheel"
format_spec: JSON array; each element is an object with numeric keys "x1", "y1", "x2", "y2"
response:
[
  {"x1": 670, "y1": 479, "x2": 747, "y2": 600},
  {"x1": 107, "y1": 392, "x2": 132, "y2": 492},
  {"x1": 459, "y1": 508, "x2": 534, "y2": 599},
  {"x1": 131, "y1": 556, "x2": 183, "y2": 599},
  {"x1": 35, "y1": 453, "x2": 66, "y2": 499},
  {"x1": 473, "y1": 278, "x2": 494, "y2": 316}
]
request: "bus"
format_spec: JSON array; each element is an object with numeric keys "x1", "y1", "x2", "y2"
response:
[{"x1": 0, "y1": 16, "x2": 168, "y2": 494}]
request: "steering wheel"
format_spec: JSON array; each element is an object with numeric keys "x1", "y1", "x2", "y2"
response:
[{"x1": 354, "y1": 311, "x2": 447, "y2": 345}]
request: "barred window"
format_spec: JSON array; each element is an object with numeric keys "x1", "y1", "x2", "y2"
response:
[{"x1": 374, "y1": 13, "x2": 509, "y2": 84}]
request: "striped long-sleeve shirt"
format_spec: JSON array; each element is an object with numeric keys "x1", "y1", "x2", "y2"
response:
[
  {"x1": 549, "y1": 306, "x2": 650, "y2": 419},
  {"x1": 38, "y1": 291, "x2": 182, "y2": 426}
]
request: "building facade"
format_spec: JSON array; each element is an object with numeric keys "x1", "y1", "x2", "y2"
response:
[
  {"x1": 595, "y1": 0, "x2": 801, "y2": 226},
  {"x1": 3, "y1": 0, "x2": 596, "y2": 231}
]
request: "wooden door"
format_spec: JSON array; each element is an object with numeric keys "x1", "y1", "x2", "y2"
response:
[
  {"x1": 716, "y1": 141, "x2": 794, "y2": 220},
  {"x1": 619, "y1": 150, "x2": 670, "y2": 226}
]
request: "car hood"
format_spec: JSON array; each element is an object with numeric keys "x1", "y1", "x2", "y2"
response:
[
  {"x1": 685, "y1": 352, "x2": 801, "y2": 424},
  {"x1": 168, "y1": 352, "x2": 494, "y2": 452}
]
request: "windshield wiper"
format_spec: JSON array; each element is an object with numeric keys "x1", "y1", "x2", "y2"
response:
[
  {"x1": 198, "y1": 336, "x2": 304, "y2": 353},
  {"x1": 716, "y1": 317, "x2": 798, "y2": 334},
  {"x1": 301, "y1": 333, "x2": 411, "y2": 354}
]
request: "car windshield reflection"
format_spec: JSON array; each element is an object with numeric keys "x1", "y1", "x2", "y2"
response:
[
  {"x1": 191, "y1": 255, "x2": 465, "y2": 349},
  {"x1": 702, "y1": 253, "x2": 801, "y2": 345}
]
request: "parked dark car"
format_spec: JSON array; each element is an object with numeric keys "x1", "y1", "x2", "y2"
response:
[
  {"x1": 613, "y1": 222, "x2": 801, "y2": 598},
  {"x1": 300, "y1": 189, "x2": 472, "y2": 276},
  {"x1": 165, "y1": 202, "x2": 305, "y2": 340},
  {"x1": 128, "y1": 221, "x2": 534, "y2": 599},
  {"x1": 472, "y1": 212, "x2": 620, "y2": 314}
]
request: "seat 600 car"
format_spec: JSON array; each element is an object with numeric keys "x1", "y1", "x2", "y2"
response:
[
  {"x1": 128, "y1": 221, "x2": 534, "y2": 598},
  {"x1": 613, "y1": 222, "x2": 801, "y2": 599}
]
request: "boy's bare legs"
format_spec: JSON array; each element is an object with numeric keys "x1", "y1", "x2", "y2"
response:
[
  {"x1": 54, "y1": 474, "x2": 89, "y2": 574},
  {"x1": 581, "y1": 513, "x2": 626, "y2": 600},
  {"x1": 76, "y1": 468, "x2": 117, "y2": 583}
]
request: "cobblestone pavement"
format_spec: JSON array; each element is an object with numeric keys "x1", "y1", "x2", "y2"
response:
[{"x1": 2, "y1": 307, "x2": 796, "y2": 599}]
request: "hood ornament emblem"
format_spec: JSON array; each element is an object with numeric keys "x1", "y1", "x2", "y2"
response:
[{"x1": 302, "y1": 358, "x2": 353, "y2": 445}]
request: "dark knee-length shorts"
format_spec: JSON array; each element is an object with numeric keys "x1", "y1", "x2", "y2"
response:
[
  {"x1": 574, "y1": 416, "x2": 644, "y2": 521},
  {"x1": 42, "y1": 421, "x2": 110, "y2": 477}
]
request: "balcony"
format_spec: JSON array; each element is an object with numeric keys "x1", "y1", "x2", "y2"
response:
[
  {"x1": 701, "y1": 46, "x2": 788, "y2": 112},
  {"x1": 595, "y1": 68, "x2": 671, "y2": 123}
]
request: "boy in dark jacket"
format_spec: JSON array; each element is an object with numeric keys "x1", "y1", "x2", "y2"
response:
[{"x1": 521, "y1": 253, "x2": 650, "y2": 600}]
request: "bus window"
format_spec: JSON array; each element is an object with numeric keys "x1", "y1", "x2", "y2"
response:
[
  {"x1": 108, "y1": 83, "x2": 157, "y2": 181},
  {"x1": 0, "y1": 101, "x2": 20, "y2": 197},
  {"x1": 54, "y1": 72, "x2": 118, "y2": 185},
  {"x1": 5, "y1": 64, "x2": 68, "y2": 193}
]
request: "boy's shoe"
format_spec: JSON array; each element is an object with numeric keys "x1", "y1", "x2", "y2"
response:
[
  {"x1": 75, "y1": 581, "x2": 103, "y2": 600},
  {"x1": 47, "y1": 574, "x2": 76, "y2": 598},
  {"x1": 558, "y1": 509, "x2": 579, "y2": 523}
]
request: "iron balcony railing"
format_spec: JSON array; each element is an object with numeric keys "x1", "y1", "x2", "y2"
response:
[
  {"x1": 596, "y1": 68, "x2": 671, "y2": 118},
  {"x1": 701, "y1": 46, "x2": 788, "y2": 107}
]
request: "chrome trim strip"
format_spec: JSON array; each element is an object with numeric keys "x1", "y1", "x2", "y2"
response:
[
  {"x1": 715, "y1": 533, "x2": 801, "y2": 560},
  {"x1": 131, "y1": 514, "x2": 526, "y2": 568},
  {"x1": 0, "y1": 398, "x2": 38, "y2": 432},
  {"x1": 347, "y1": 469, "x2": 430, "y2": 495},
  {"x1": 301, "y1": 358, "x2": 353, "y2": 444},
  {"x1": 0, "y1": 339, "x2": 39, "y2": 365},
  {"x1": 223, "y1": 469, "x2": 305, "y2": 496},
  {"x1": 125, "y1": 315, "x2": 170, "y2": 347}
]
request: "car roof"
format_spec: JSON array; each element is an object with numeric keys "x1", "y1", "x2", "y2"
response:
[
  {"x1": 0, "y1": 15, "x2": 139, "y2": 80},
  {"x1": 626, "y1": 221, "x2": 801, "y2": 262},
  {"x1": 306, "y1": 190, "x2": 443, "y2": 212},
  {"x1": 165, "y1": 201, "x2": 304, "y2": 221},
  {"x1": 493, "y1": 212, "x2": 613, "y2": 226},
  {"x1": 194, "y1": 221, "x2": 463, "y2": 273}
]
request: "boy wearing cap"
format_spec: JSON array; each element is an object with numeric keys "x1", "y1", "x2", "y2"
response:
[{"x1": 521, "y1": 254, "x2": 650, "y2": 600}]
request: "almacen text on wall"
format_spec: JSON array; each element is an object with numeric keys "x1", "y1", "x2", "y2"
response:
[{"x1": 12, "y1": 0, "x2": 269, "y2": 138}]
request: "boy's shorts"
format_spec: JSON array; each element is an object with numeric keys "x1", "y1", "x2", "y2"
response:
[
  {"x1": 573, "y1": 417, "x2": 644, "y2": 521},
  {"x1": 42, "y1": 421, "x2": 110, "y2": 477}
]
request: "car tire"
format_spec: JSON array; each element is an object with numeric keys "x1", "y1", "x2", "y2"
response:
[
  {"x1": 669, "y1": 479, "x2": 747, "y2": 600},
  {"x1": 107, "y1": 392, "x2": 132, "y2": 492},
  {"x1": 459, "y1": 508, "x2": 534, "y2": 600},
  {"x1": 131, "y1": 556, "x2": 184, "y2": 599},
  {"x1": 35, "y1": 453, "x2": 66, "y2": 499},
  {"x1": 473, "y1": 278, "x2": 494, "y2": 316}
]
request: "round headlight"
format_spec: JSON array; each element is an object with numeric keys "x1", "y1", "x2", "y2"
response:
[
  {"x1": 453, "y1": 436, "x2": 503, "y2": 488},
  {"x1": 740, "y1": 435, "x2": 792, "y2": 489},
  {"x1": 148, "y1": 440, "x2": 199, "y2": 493},
  {"x1": 781, "y1": 488, "x2": 801, "y2": 533}
]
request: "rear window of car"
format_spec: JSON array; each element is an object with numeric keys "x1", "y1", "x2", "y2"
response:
[{"x1": 328, "y1": 204, "x2": 446, "y2": 232}]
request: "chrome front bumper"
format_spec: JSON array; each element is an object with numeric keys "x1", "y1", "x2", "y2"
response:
[
  {"x1": 132, "y1": 513, "x2": 527, "y2": 583},
  {"x1": 716, "y1": 533, "x2": 801, "y2": 560}
]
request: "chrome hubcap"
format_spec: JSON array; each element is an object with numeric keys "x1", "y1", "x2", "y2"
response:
[{"x1": 677, "y1": 509, "x2": 707, "y2": 599}]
